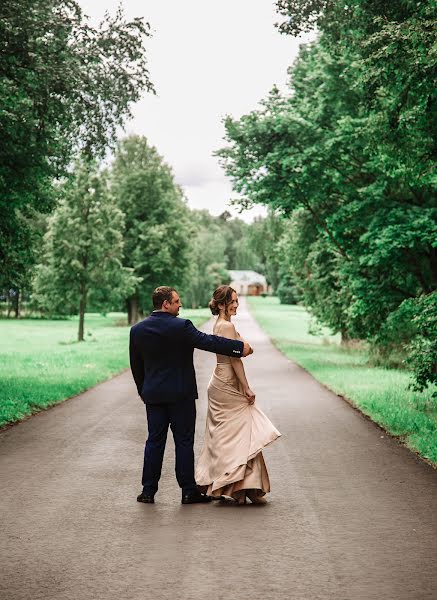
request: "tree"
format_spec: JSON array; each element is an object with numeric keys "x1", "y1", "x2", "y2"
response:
[
  {"x1": 246, "y1": 211, "x2": 286, "y2": 290},
  {"x1": 0, "y1": 0, "x2": 154, "y2": 297},
  {"x1": 182, "y1": 217, "x2": 230, "y2": 309},
  {"x1": 277, "y1": 209, "x2": 350, "y2": 339},
  {"x1": 33, "y1": 160, "x2": 136, "y2": 341},
  {"x1": 110, "y1": 136, "x2": 191, "y2": 323},
  {"x1": 405, "y1": 293, "x2": 437, "y2": 395},
  {"x1": 216, "y1": 211, "x2": 258, "y2": 271},
  {"x1": 217, "y1": 1, "x2": 436, "y2": 392}
]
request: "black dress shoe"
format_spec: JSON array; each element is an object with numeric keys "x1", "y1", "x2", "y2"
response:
[
  {"x1": 181, "y1": 491, "x2": 213, "y2": 504},
  {"x1": 137, "y1": 491, "x2": 155, "y2": 504}
]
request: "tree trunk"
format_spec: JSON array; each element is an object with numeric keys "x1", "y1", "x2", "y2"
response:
[
  {"x1": 340, "y1": 328, "x2": 350, "y2": 346},
  {"x1": 127, "y1": 298, "x2": 132, "y2": 325},
  {"x1": 78, "y1": 287, "x2": 87, "y2": 342},
  {"x1": 127, "y1": 294, "x2": 140, "y2": 325},
  {"x1": 13, "y1": 289, "x2": 20, "y2": 319}
]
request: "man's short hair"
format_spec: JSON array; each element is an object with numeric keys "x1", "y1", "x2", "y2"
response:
[{"x1": 152, "y1": 286, "x2": 177, "y2": 309}]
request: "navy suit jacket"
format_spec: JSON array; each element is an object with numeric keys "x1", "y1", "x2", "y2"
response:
[{"x1": 129, "y1": 311, "x2": 244, "y2": 405}]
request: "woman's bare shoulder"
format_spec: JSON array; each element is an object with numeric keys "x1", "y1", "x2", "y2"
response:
[{"x1": 214, "y1": 319, "x2": 237, "y2": 335}]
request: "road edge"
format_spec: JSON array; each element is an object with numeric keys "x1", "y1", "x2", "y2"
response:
[{"x1": 246, "y1": 300, "x2": 437, "y2": 471}]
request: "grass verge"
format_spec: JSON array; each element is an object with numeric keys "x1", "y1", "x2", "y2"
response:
[
  {"x1": 247, "y1": 296, "x2": 437, "y2": 466},
  {"x1": 0, "y1": 308, "x2": 210, "y2": 427}
]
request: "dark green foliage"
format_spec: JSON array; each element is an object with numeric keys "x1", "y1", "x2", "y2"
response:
[
  {"x1": 275, "y1": 0, "x2": 331, "y2": 35},
  {"x1": 110, "y1": 136, "x2": 191, "y2": 322},
  {"x1": 277, "y1": 209, "x2": 349, "y2": 335},
  {"x1": 277, "y1": 280, "x2": 300, "y2": 305},
  {"x1": 219, "y1": 1, "x2": 437, "y2": 392},
  {"x1": 0, "y1": 0, "x2": 153, "y2": 294},
  {"x1": 405, "y1": 293, "x2": 437, "y2": 396},
  {"x1": 32, "y1": 160, "x2": 136, "y2": 340}
]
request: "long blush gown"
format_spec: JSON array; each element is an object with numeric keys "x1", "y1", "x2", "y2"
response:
[{"x1": 196, "y1": 321, "x2": 281, "y2": 500}]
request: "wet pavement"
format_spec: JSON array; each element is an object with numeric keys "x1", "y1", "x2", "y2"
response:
[{"x1": 1, "y1": 299, "x2": 436, "y2": 600}]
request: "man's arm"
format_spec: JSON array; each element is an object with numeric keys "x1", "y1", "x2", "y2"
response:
[
  {"x1": 182, "y1": 320, "x2": 252, "y2": 357},
  {"x1": 129, "y1": 329, "x2": 145, "y2": 397}
]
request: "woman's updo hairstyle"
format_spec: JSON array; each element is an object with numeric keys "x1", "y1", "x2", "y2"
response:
[{"x1": 209, "y1": 285, "x2": 236, "y2": 316}]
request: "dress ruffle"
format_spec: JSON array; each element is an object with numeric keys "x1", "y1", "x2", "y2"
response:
[{"x1": 196, "y1": 362, "x2": 281, "y2": 499}]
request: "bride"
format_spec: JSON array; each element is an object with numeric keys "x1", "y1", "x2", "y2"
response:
[{"x1": 196, "y1": 285, "x2": 280, "y2": 504}]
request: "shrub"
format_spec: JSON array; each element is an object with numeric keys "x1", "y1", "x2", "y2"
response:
[
  {"x1": 277, "y1": 281, "x2": 301, "y2": 305},
  {"x1": 405, "y1": 293, "x2": 437, "y2": 396}
]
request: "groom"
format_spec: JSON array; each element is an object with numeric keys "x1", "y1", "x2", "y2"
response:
[{"x1": 129, "y1": 286, "x2": 253, "y2": 505}]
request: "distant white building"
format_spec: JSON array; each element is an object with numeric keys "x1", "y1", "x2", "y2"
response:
[{"x1": 228, "y1": 270, "x2": 268, "y2": 296}]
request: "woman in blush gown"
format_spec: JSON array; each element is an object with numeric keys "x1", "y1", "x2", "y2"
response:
[{"x1": 196, "y1": 285, "x2": 280, "y2": 505}]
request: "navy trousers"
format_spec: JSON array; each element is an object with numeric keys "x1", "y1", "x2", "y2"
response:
[{"x1": 142, "y1": 399, "x2": 198, "y2": 495}]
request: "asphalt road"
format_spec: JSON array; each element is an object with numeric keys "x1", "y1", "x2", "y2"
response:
[{"x1": 1, "y1": 299, "x2": 437, "y2": 600}]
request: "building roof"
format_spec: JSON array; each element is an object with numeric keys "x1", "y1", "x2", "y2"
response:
[{"x1": 228, "y1": 270, "x2": 267, "y2": 285}]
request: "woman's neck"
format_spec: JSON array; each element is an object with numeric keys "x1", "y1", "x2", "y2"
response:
[{"x1": 219, "y1": 314, "x2": 231, "y2": 322}]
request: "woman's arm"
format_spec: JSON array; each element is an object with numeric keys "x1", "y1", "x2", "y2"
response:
[{"x1": 218, "y1": 322, "x2": 255, "y2": 404}]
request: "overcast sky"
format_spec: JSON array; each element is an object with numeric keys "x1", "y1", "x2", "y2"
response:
[{"x1": 78, "y1": 0, "x2": 311, "y2": 221}]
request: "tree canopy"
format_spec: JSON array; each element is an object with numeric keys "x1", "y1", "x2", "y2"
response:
[
  {"x1": 110, "y1": 135, "x2": 192, "y2": 322},
  {"x1": 218, "y1": 0, "x2": 436, "y2": 392},
  {"x1": 33, "y1": 160, "x2": 136, "y2": 341},
  {"x1": 0, "y1": 0, "x2": 154, "y2": 293}
]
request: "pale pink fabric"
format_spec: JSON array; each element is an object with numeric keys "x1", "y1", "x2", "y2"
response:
[{"x1": 196, "y1": 321, "x2": 281, "y2": 499}]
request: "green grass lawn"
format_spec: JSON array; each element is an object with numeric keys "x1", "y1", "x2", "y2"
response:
[
  {"x1": 247, "y1": 296, "x2": 437, "y2": 466},
  {"x1": 0, "y1": 308, "x2": 210, "y2": 427}
]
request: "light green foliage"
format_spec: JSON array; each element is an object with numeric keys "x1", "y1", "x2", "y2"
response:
[
  {"x1": 0, "y1": 310, "x2": 209, "y2": 427},
  {"x1": 0, "y1": 0, "x2": 153, "y2": 295},
  {"x1": 248, "y1": 296, "x2": 437, "y2": 464},
  {"x1": 219, "y1": 1, "x2": 436, "y2": 393},
  {"x1": 245, "y1": 211, "x2": 285, "y2": 289},
  {"x1": 217, "y1": 211, "x2": 262, "y2": 272},
  {"x1": 110, "y1": 136, "x2": 191, "y2": 322},
  {"x1": 32, "y1": 160, "x2": 136, "y2": 340},
  {"x1": 181, "y1": 209, "x2": 273, "y2": 308},
  {"x1": 182, "y1": 211, "x2": 229, "y2": 308}
]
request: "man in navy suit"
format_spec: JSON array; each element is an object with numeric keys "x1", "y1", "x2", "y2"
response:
[{"x1": 129, "y1": 286, "x2": 253, "y2": 504}]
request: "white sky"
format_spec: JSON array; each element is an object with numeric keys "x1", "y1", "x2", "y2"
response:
[{"x1": 77, "y1": 0, "x2": 311, "y2": 221}]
